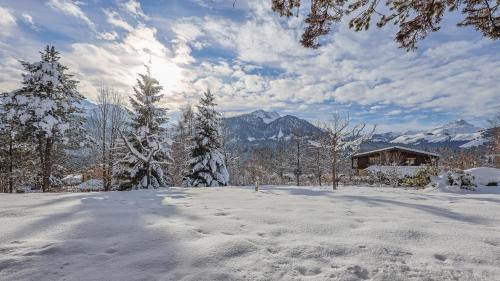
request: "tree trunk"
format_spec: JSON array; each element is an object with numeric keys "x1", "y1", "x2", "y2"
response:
[
  {"x1": 146, "y1": 162, "x2": 151, "y2": 189},
  {"x1": 296, "y1": 140, "x2": 300, "y2": 186},
  {"x1": 332, "y1": 150, "x2": 337, "y2": 190},
  {"x1": 40, "y1": 137, "x2": 53, "y2": 192},
  {"x1": 8, "y1": 136, "x2": 13, "y2": 193},
  {"x1": 317, "y1": 148, "x2": 321, "y2": 186},
  {"x1": 102, "y1": 139, "x2": 108, "y2": 191}
]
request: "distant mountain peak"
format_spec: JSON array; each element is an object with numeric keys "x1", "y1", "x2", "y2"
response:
[
  {"x1": 248, "y1": 109, "x2": 280, "y2": 124},
  {"x1": 454, "y1": 119, "x2": 468, "y2": 125},
  {"x1": 390, "y1": 119, "x2": 482, "y2": 145},
  {"x1": 443, "y1": 119, "x2": 472, "y2": 128},
  {"x1": 223, "y1": 110, "x2": 321, "y2": 145}
]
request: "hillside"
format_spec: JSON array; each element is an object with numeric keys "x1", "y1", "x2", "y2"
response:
[{"x1": 223, "y1": 110, "x2": 322, "y2": 146}]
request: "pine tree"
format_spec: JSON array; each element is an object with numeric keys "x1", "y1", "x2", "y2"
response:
[
  {"x1": 116, "y1": 67, "x2": 171, "y2": 190},
  {"x1": 185, "y1": 90, "x2": 229, "y2": 187},
  {"x1": 6, "y1": 46, "x2": 85, "y2": 192},
  {"x1": 0, "y1": 92, "x2": 23, "y2": 193}
]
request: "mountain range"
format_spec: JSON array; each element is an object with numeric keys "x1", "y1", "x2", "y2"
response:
[
  {"x1": 79, "y1": 100, "x2": 489, "y2": 150},
  {"x1": 224, "y1": 110, "x2": 490, "y2": 150},
  {"x1": 223, "y1": 110, "x2": 322, "y2": 146}
]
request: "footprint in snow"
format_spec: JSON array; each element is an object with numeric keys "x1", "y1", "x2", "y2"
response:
[
  {"x1": 434, "y1": 254, "x2": 447, "y2": 261},
  {"x1": 214, "y1": 212, "x2": 229, "y2": 216},
  {"x1": 296, "y1": 265, "x2": 322, "y2": 276},
  {"x1": 347, "y1": 265, "x2": 370, "y2": 280},
  {"x1": 105, "y1": 248, "x2": 118, "y2": 254},
  {"x1": 484, "y1": 240, "x2": 498, "y2": 247},
  {"x1": 195, "y1": 229, "x2": 209, "y2": 235}
]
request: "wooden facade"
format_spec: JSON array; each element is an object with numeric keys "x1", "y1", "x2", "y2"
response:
[{"x1": 351, "y1": 146, "x2": 439, "y2": 169}]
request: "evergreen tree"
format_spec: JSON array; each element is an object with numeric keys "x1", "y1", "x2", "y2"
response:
[
  {"x1": 5, "y1": 46, "x2": 85, "y2": 192},
  {"x1": 185, "y1": 90, "x2": 229, "y2": 187},
  {"x1": 116, "y1": 67, "x2": 171, "y2": 190}
]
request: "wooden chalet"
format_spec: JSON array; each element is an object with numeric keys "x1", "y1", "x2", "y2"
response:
[{"x1": 351, "y1": 146, "x2": 439, "y2": 170}]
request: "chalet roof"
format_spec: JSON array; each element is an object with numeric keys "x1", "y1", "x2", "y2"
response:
[{"x1": 352, "y1": 146, "x2": 440, "y2": 158}]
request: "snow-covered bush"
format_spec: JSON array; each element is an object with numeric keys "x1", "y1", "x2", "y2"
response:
[
  {"x1": 77, "y1": 179, "x2": 104, "y2": 192},
  {"x1": 464, "y1": 167, "x2": 500, "y2": 186},
  {"x1": 402, "y1": 165, "x2": 438, "y2": 188},
  {"x1": 446, "y1": 170, "x2": 476, "y2": 190}
]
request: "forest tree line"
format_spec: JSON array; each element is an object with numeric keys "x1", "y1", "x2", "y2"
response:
[{"x1": 1, "y1": 46, "x2": 499, "y2": 193}]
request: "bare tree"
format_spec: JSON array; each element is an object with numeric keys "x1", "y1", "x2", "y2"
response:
[
  {"x1": 89, "y1": 87, "x2": 126, "y2": 191},
  {"x1": 291, "y1": 129, "x2": 307, "y2": 186},
  {"x1": 274, "y1": 138, "x2": 288, "y2": 184},
  {"x1": 307, "y1": 132, "x2": 329, "y2": 186},
  {"x1": 322, "y1": 114, "x2": 375, "y2": 190},
  {"x1": 488, "y1": 111, "x2": 500, "y2": 168},
  {"x1": 171, "y1": 105, "x2": 196, "y2": 186}
]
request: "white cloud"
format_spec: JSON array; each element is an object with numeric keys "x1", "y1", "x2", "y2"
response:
[
  {"x1": 104, "y1": 9, "x2": 133, "y2": 31},
  {"x1": 47, "y1": 0, "x2": 95, "y2": 30},
  {"x1": 174, "y1": 4, "x2": 500, "y2": 120},
  {"x1": 0, "y1": 6, "x2": 16, "y2": 37},
  {"x1": 21, "y1": 12, "x2": 37, "y2": 30},
  {"x1": 97, "y1": 31, "x2": 119, "y2": 41},
  {"x1": 119, "y1": 0, "x2": 146, "y2": 18},
  {"x1": 1, "y1": 0, "x2": 498, "y2": 128},
  {"x1": 62, "y1": 24, "x2": 192, "y2": 108}
]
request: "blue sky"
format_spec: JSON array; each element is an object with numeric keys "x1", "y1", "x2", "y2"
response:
[{"x1": 0, "y1": 0, "x2": 499, "y2": 132}]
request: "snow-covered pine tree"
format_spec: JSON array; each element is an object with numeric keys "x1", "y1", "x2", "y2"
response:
[
  {"x1": 0, "y1": 92, "x2": 25, "y2": 193},
  {"x1": 185, "y1": 90, "x2": 229, "y2": 187},
  {"x1": 116, "y1": 67, "x2": 171, "y2": 190},
  {"x1": 6, "y1": 46, "x2": 85, "y2": 192}
]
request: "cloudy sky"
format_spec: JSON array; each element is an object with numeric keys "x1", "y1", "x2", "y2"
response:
[{"x1": 0, "y1": 0, "x2": 499, "y2": 131}]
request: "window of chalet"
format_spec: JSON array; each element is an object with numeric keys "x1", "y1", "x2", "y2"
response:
[
  {"x1": 406, "y1": 157, "x2": 416, "y2": 165},
  {"x1": 352, "y1": 158, "x2": 358, "y2": 168},
  {"x1": 368, "y1": 156, "x2": 378, "y2": 164}
]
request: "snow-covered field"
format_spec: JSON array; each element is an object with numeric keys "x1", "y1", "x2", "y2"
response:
[{"x1": 1, "y1": 186, "x2": 500, "y2": 281}]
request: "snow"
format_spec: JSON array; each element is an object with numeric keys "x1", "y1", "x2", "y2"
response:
[
  {"x1": 459, "y1": 137, "x2": 489, "y2": 148},
  {"x1": 76, "y1": 179, "x2": 104, "y2": 191},
  {"x1": 465, "y1": 167, "x2": 500, "y2": 185},
  {"x1": 365, "y1": 165, "x2": 424, "y2": 177},
  {"x1": 250, "y1": 109, "x2": 280, "y2": 124},
  {"x1": 390, "y1": 120, "x2": 482, "y2": 145},
  {"x1": 277, "y1": 128, "x2": 284, "y2": 138},
  {"x1": 1, "y1": 186, "x2": 500, "y2": 280},
  {"x1": 62, "y1": 174, "x2": 82, "y2": 186},
  {"x1": 353, "y1": 146, "x2": 440, "y2": 158}
]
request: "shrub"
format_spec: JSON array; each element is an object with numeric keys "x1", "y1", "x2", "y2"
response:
[
  {"x1": 402, "y1": 165, "x2": 438, "y2": 188},
  {"x1": 447, "y1": 170, "x2": 476, "y2": 190}
]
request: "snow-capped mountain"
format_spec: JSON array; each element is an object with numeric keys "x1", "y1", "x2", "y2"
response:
[
  {"x1": 390, "y1": 119, "x2": 483, "y2": 145},
  {"x1": 371, "y1": 132, "x2": 402, "y2": 143},
  {"x1": 78, "y1": 102, "x2": 490, "y2": 149},
  {"x1": 249, "y1": 110, "x2": 281, "y2": 124},
  {"x1": 223, "y1": 110, "x2": 322, "y2": 145}
]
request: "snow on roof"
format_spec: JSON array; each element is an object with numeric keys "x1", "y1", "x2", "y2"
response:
[{"x1": 352, "y1": 146, "x2": 440, "y2": 158}]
